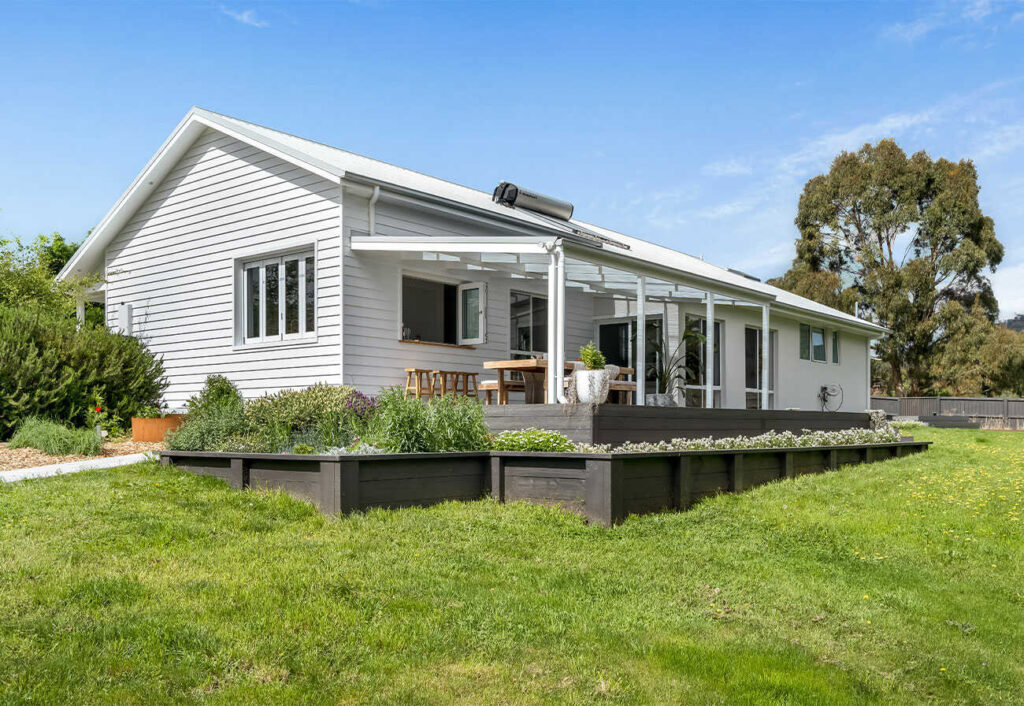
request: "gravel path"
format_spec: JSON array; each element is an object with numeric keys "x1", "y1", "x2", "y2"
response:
[{"x1": 0, "y1": 441, "x2": 165, "y2": 473}]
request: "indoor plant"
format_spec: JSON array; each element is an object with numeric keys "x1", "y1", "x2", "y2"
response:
[{"x1": 575, "y1": 341, "x2": 610, "y2": 404}]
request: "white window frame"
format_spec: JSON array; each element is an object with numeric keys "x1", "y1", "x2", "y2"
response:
[
  {"x1": 510, "y1": 290, "x2": 548, "y2": 358},
  {"x1": 683, "y1": 314, "x2": 723, "y2": 408},
  {"x1": 810, "y1": 326, "x2": 827, "y2": 363},
  {"x1": 241, "y1": 249, "x2": 316, "y2": 346},
  {"x1": 744, "y1": 326, "x2": 777, "y2": 410},
  {"x1": 457, "y1": 281, "x2": 486, "y2": 345}
]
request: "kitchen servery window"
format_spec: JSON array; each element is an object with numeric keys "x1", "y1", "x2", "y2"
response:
[
  {"x1": 243, "y1": 251, "x2": 315, "y2": 344},
  {"x1": 400, "y1": 275, "x2": 485, "y2": 346}
]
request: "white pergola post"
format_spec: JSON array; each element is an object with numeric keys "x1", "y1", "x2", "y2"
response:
[
  {"x1": 546, "y1": 245, "x2": 559, "y2": 403},
  {"x1": 75, "y1": 300, "x2": 85, "y2": 328},
  {"x1": 554, "y1": 245, "x2": 567, "y2": 402},
  {"x1": 705, "y1": 292, "x2": 715, "y2": 408},
  {"x1": 865, "y1": 340, "x2": 872, "y2": 410},
  {"x1": 636, "y1": 276, "x2": 647, "y2": 406},
  {"x1": 761, "y1": 303, "x2": 771, "y2": 410}
]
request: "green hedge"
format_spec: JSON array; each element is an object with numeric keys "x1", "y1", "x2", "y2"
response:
[{"x1": 0, "y1": 305, "x2": 167, "y2": 439}]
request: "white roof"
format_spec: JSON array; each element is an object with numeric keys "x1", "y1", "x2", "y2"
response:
[{"x1": 60, "y1": 107, "x2": 885, "y2": 334}]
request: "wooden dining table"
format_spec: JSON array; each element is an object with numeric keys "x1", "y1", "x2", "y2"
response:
[{"x1": 483, "y1": 359, "x2": 635, "y2": 404}]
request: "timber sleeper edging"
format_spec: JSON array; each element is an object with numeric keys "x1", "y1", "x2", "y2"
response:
[{"x1": 161, "y1": 441, "x2": 931, "y2": 527}]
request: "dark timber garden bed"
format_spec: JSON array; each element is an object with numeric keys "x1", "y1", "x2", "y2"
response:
[
  {"x1": 161, "y1": 439, "x2": 929, "y2": 527},
  {"x1": 483, "y1": 405, "x2": 874, "y2": 445}
]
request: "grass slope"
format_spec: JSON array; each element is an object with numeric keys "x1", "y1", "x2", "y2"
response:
[{"x1": 0, "y1": 427, "x2": 1021, "y2": 704}]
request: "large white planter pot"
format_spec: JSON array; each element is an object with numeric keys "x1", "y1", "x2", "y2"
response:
[{"x1": 575, "y1": 369, "x2": 610, "y2": 404}]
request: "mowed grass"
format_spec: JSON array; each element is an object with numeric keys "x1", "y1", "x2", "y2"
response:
[{"x1": 0, "y1": 427, "x2": 1021, "y2": 704}]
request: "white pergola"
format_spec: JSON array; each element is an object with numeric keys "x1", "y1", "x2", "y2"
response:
[{"x1": 351, "y1": 234, "x2": 774, "y2": 408}]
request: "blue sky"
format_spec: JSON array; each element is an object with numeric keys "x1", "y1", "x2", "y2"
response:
[{"x1": 2, "y1": 0, "x2": 1023, "y2": 315}]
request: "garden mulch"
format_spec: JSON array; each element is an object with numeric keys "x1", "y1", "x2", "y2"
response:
[{"x1": 0, "y1": 440, "x2": 165, "y2": 473}]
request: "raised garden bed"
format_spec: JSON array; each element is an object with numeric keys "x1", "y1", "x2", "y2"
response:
[
  {"x1": 484, "y1": 405, "x2": 874, "y2": 445},
  {"x1": 161, "y1": 439, "x2": 929, "y2": 526}
]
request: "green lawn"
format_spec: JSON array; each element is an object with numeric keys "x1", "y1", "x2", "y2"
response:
[{"x1": 1, "y1": 427, "x2": 1021, "y2": 704}]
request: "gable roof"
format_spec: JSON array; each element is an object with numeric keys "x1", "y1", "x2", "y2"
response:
[{"x1": 59, "y1": 107, "x2": 885, "y2": 334}]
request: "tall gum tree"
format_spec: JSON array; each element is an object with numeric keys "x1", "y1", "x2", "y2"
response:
[{"x1": 770, "y1": 139, "x2": 1003, "y2": 395}]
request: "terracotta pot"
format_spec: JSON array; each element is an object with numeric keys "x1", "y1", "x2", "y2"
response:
[{"x1": 131, "y1": 414, "x2": 186, "y2": 442}]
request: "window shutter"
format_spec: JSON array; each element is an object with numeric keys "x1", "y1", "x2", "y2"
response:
[{"x1": 799, "y1": 324, "x2": 810, "y2": 360}]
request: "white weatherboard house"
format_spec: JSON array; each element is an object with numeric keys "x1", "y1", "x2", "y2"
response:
[{"x1": 59, "y1": 108, "x2": 884, "y2": 413}]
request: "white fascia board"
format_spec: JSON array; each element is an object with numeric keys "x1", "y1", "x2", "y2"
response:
[
  {"x1": 769, "y1": 302, "x2": 888, "y2": 335},
  {"x1": 192, "y1": 112, "x2": 344, "y2": 184},
  {"x1": 350, "y1": 235, "x2": 555, "y2": 254},
  {"x1": 58, "y1": 108, "x2": 345, "y2": 281},
  {"x1": 562, "y1": 241, "x2": 776, "y2": 304}
]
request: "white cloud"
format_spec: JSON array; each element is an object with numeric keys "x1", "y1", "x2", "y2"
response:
[
  {"x1": 962, "y1": 0, "x2": 994, "y2": 22},
  {"x1": 883, "y1": 15, "x2": 944, "y2": 42},
  {"x1": 1013, "y1": 10, "x2": 1024, "y2": 23},
  {"x1": 974, "y1": 122, "x2": 1024, "y2": 159},
  {"x1": 220, "y1": 6, "x2": 270, "y2": 28},
  {"x1": 992, "y1": 260, "x2": 1024, "y2": 318},
  {"x1": 701, "y1": 159, "x2": 753, "y2": 177}
]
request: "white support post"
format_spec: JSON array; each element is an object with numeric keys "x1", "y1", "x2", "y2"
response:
[
  {"x1": 636, "y1": 276, "x2": 647, "y2": 406},
  {"x1": 554, "y1": 245, "x2": 567, "y2": 403},
  {"x1": 865, "y1": 339, "x2": 872, "y2": 410},
  {"x1": 761, "y1": 303, "x2": 770, "y2": 410},
  {"x1": 75, "y1": 301, "x2": 85, "y2": 328},
  {"x1": 705, "y1": 292, "x2": 715, "y2": 408},
  {"x1": 546, "y1": 246, "x2": 558, "y2": 404}
]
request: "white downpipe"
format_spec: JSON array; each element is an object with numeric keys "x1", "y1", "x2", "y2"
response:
[
  {"x1": 705, "y1": 292, "x2": 715, "y2": 408},
  {"x1": 546, "y1": 245, "x2": 558, "y2": 404},
  {"x1": 555, "y1": 245, "x2": 568, "y2": 404},
  {"x1": 367, "y1": 185, "x2": 380, "y2": 237},
  {"x1": 761, "y1": 303, "x2": 770, "y2": 410},
  {"x1": 636, "y1": 276, "x2": 646, "y2": 406}
]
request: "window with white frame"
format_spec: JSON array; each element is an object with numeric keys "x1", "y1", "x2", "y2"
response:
[
  {"x1": 243, "y1": 251, "x2": 315, "y2": 344},
  {"x1": 400, "y1": 275, "x2": 485, "y2": 346},
  {"x1": 799, "y1": 324, "x2": 827, "y2": 362},
  {"x1": 744, "y1": 327, "x2": 776, "y2": 410},
  {"x1": 683, "y1": 314, "x2": 722, "y2": 408},
  {"x1": 510, "y1": 291, "x2": 547, "y2": 358}
]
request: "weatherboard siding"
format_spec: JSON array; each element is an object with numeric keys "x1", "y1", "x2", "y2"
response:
[
  {"x1": 104, "y1": 128, "x2": 342, "y2": 410},
  {"x1": 340, "y1": 193, "x2": 594, "y2": 395}
]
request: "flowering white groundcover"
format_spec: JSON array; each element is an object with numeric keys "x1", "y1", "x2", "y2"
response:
[{"x1": 592, "y1": 425, "x2": 902, "y2": 454}]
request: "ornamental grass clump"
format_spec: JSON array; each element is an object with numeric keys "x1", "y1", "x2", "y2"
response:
[
  {"x1": 166, "y1": 376, "x2": 246, "y2": 452},
  {"x1": 8, "y1": 418, "x2": 103, "y2": 457}
]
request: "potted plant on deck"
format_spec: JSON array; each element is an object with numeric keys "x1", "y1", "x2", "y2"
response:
[
  {"x1": 574, "y1": 341, "x2": 611, "y2": 404},
  {"x1": 131, "y1": 404, "x2": 186, "y2": 442}
]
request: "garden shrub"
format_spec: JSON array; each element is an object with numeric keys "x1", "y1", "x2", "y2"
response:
[
  {"x1": 8, "y1": 418, "x2": 103, "y2": 456},
  {"x1": 244, "y1": 383, "x2": 377, "y2": 451},
  {"x1": 166, "y1": 376, "x2": 245, "y2": 452},
  {"x1": 360, "y1": 387, "x2": 490, "y2": 453},
  {"x1": 0, "y1": 304, "x2": 167, "y2": 439},
  {"x1": 492, "y1": 428, "x2": 576, "y2": 452}
]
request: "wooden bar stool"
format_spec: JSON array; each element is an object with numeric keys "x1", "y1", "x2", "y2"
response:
[{"x1": 404, "y1": 368, "x2": 434, "y2": 400}]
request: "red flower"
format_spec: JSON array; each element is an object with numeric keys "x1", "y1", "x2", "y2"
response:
[{"x1": 95, "y1": 406, "x2": 102, "y2": 412}]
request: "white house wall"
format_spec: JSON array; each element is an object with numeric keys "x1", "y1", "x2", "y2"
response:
[
  {"x1": 672, "y1": 303, "x2": 870, "y2": 412},
  {"x1": 341, "y1": 193, "x2": 594, "y2": 394},
  {"x1": 104, "y1": 128, "x2": 343, "y2": 409}
]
